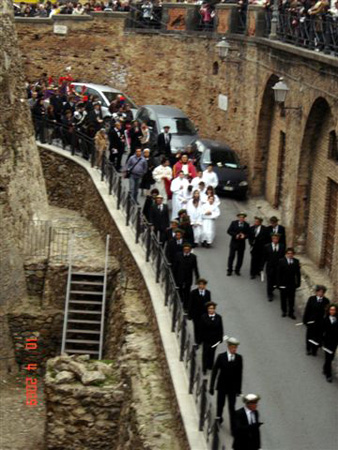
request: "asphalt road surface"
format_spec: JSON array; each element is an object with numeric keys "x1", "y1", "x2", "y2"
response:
[{"x1": 193, "y1": 197, "x2": 338, "y2": 450}]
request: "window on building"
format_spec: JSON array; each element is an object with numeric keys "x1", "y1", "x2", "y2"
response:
[
  {"x1": 328, "y1": 130, "x2": 338, "y2": 162},
  {"x1": 212, "y1": 61, "x2": 219, "y2": 75}
]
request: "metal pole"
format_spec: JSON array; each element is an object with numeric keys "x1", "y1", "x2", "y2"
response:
[
  {"x1": 156, "y1": 247, "x2": 161, "y2": 283},
  {"x1": 146, "y1": 227, "x2": 151, "y2": 262},
  {"x1": 199, "y1": 379, "x2": 207, "y2": 431},
  {"x1": 179, "y1": 315, "x2": 187, "y2": 361},
  {"x1": 117, "y1": 176, "x2": 122, "y2": 209},
  {"x1": 126, "y1": 192, "x2": 131, "y2": 226},
  {"x1": 189, "y1": 346, "x2": 196, "y2": 394},
  {"x1": 269, "y1": 0, "x2": 278, "y2": 40},
  {"x1": 136, "y1": 206, "x2": 141, "y2": 244}
]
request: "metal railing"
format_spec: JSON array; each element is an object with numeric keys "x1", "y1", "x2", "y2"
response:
[
  {"x1": 35, "y1": 115, "x2": 223, "y2": 449},
  {"x1": 61, "y1": 231, "x2": 75, "y2": 355},
  {"x1": 99, "y1": 234, "x2": 111, "y2": 360}
]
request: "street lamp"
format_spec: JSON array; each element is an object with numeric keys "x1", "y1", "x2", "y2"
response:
[
  {"x1": 272, "y1": 78, "x2": 302, "y2": 117},
  {"x1": 216, "y1": 38, "x2": 230, "y2": 61}
]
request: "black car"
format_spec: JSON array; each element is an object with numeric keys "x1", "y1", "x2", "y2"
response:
[{"x1": 195, "y1": 139, "x2": 248, "y2": 199}]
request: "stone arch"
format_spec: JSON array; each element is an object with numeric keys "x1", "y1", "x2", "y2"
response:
[
  {"x1": 251, "y1": 74, "x2": 280, "y2": 196},
  {"x1": 294, "y1": 97, "x2": 331, "y2": 251}
]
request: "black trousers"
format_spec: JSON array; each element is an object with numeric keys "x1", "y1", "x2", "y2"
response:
[
  {"x1": 178, "y1": 282, "x2": 192, "y2": 311},
  {"x1": 250, "y1": 249, "x2": 264, "y2": 276},
  {"x1": 192, "y1": 318, "x2": 202, "y2": 345},
  {"x1": 323, "y1": 350, "x2": 336, "y2": 378},
  {"x1": 202, "y1": 343, "x2": 216, "y2": 373},
  {"x1": 306, "y1": 324, "x2": 322, "y2": 355},
  {"x1": 228, "y1": 243, "x2": 245, "y2": 273},
  {"x1": 280, "y1": 287, "x2": 296, "y2": 315},
  {"x1": 217, "y1": 390, "x2": 237, "y2": 433},
  {"x1": 266, "y1": 269, "x2": 277, "y2": 298}
]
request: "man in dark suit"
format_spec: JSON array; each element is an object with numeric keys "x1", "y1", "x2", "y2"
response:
[
  {"x1": 267, "y1": 216, "x2": 286, "y2": 246},
  {"x1": 322, "y1": 304, "x2": 338, "y2": 382},
  {"x1": 263, "y1": 233, "x2": 285, "y2": 301},
  {"x1": 233, "y1": 394, "x2": 262, "y2": 450},
  {"x1": 277, "y1": 247, "x2": 301, "y2": 319},
  {"x1": 188, "y1": 278, "x2": 211, "y2": 345},
  {"x1": 149, "y1": 195, "x2": 170, "y2": 244},
  {"x1": 165, "y1": 228, "x2": 184, "y2": 265},
  {"x1": 227, "y1": 212, "x2": 250, "y2": 276},
  {"x1": 200, "y1": 302, "x2": 223, "y2": 374},
  {"x1": 87, "y1": 102, "x2": 104, "y2": 135},
  {"x1": 173, "y1": 242, "x2": 200, "y2": 310},
  {"x1": 303, "y1": 285, "x2": 330, "y2": 356},
  {"x1": 157, "y1": 125, "x2": 172, "y2": 158},
  {"x1": 108, "y1": 121, "x2": 125, "y2": 171},
  {"x1": 163, "y1": 219, "x2": 179, "y2": 244},
  {"x1": 209, "y1": 338, "x2": 243, "y2": 434},
  {"x1": 248, "y1": 217, "x2": 268, "y2": 279}
]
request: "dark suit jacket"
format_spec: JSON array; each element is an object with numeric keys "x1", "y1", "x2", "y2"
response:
[
  {"x1": 277, "y1": 257, "x2": 301, "y2": 289},
  {"x1": 267, "y1": 224, "x2": 286, "y2": 246},
  {"x1": 188, "y1": 288, "x2": 211, "y2": 321},
  {"x1": 264, "y1": 243, "x2": 285, "y2": 273},
  {"x1": 108, "y1": 127, "x2": 124, "y2": 153},
  {"x1": 322, "y1": 316, "x2": 338, "y2": 352},
  {"x1": 173, "y1": 252, "x2": 200, "y2": 286},
  {"x1": 303, "y1": 296, "x2": 330, "y2": 325},
  {"x1": 233, "y1": 408, "x2": 261, "y2": 450},
  {"x1": 157, "y1": 132, "x2": 172, "y2": 156},
  {"x1": 210, "y1": 351, "x2": 243, "y2": 394},
  {"x1": 149, "y1": 204, "x2": 170, "y2": 233},
  {"x1": 200, "y1": 313, "x2": 223, "y2": 345},
  {"x1": 227, "y1": 220, "x2": 250, "y2": 248},
  {"x1": 249, "y1": 225, "x2": 269, "y2": 251},
  {"x1": 165, "y1": 238, "x2": 183, "y2": 265}
]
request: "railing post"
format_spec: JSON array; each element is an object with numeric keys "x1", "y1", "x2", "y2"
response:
[
  {"x1": 71, "y1": 129, "x2": 76, "y2": 156},
  {"x1": 101, "y1": 154, "x2": 105, "y2": 182},
  {"x1": 136, "y1": 206, "x2": 141, "y2": 244},
  {"x1": 164, "y1": 269, "x2": 170, "y2": 306},
  {"x1": 171, "y1": 288, "x2": 179, "y2": 332},
  {"x1": 108, "y1": 164, "x2": 113, "y2": 195},
  {"x1": 90, "y1": 139, "x2": 95, "y2": 168},
  {"x1": 199, "y1": 379, "x2": 208, "y2": 431},
  {"x1": 146, "y1": 226, "x2": 151, "y2": 262},
  {"x1": 156, "y1": 246, "x2": 161, "y2": 283},
  {"x1": 117, "y1": 176, "x2": 122, "y2": 209},
  {"x1": 179, "y1": 314, "x2": 187, "y2": 361},
  {"x1": 126, "y1": 192, "x2": 131, "y2": 226},
  {"x1": 189, "y1": 345, "x2": 196, "y2": 394},
  {"x1": 212, "y1": 419, "x2": 220, "y2": 450}
]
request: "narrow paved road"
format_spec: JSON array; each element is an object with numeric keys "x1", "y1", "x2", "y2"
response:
[{"x1": 193, "y1": 197, "x2": 338, "y2": 450}]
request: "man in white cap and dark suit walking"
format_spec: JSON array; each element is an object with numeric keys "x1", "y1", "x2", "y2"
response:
[
  {"x1": 233, "y1": 394, "x2": 263, "y2": 450},
  {"x1": 209, "y1": 337, "x2": 243, "y2": 435}
]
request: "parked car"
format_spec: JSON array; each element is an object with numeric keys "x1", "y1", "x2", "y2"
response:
[
  {"x1": 195, "y1": 138, "x2": 248, "y2": 199},
  {"x1": 135, "y1": 105, "x2": 199, "y2": 154},
  {"x1": 71, "y1": 83, "x2": 138, "y2": 120}
]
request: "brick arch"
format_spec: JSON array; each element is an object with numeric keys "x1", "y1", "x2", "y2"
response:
[
  {"x1": 251, "y1": 74, "x2": 280, "y2": 196},
  {"x1": 294, "y1": 97, "x2": 331, "y2": 251}
]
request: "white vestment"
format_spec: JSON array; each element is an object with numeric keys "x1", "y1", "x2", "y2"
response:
[
  {"x1": 203, "y1": 170, "x2": 219, "y2": 189},
  {"x1": 170, "y1": 177, "x2": 189, "y2": 220},
  {"x1": 152, "y1": 165, "x2": 172, "y2": 200},
  {"x1": 201, "y1": 203, "x2": 220, "y2": 244},
  {"x1": 187, "y1": 199, "x2": 203, "y2": 244}
]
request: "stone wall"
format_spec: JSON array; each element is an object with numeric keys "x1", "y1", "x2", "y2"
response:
[{"x1": 15, "y1": 15, "x2": 338, "y2": 295}]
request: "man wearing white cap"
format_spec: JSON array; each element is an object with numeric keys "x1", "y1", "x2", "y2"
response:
[
  {"x1": 233, "y1": 394, "x2": 262, "y2": 450},
  {"x1": 209, "y1": 337, "x2": 242, "y2": 434}
]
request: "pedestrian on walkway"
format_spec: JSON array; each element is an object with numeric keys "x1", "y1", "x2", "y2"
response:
[
  {"x1": 200, "y1": 301, "x2": 223, "y2": 375},
  {"x1": 209, "y1": 337, "x2": 243, "y2": 434},
  {"x1": 203, "y1": 164, "x2": 219, "y2": 189},
  {"x1": 303, "y1": 285, "x2": 330, "y2": 356},
  {"x1": 165, "y1": 228, "x2": 184, "y2": 265},
  {"x1": 187, "y1": 190, "x2": 204, "y2": 247},
  {"x1": 125, "y1": 148, "x2": 148, "y2": 203},
  {"x1": 322, "y1": 304, "x2": 338, "y2": 383},
  {"x1": 248, "y1": 217, "x2": 268, "y2": 279},
  {"x1": 227, "y1": 212, "x2": 250, "y2": 276},
  {"x1": 149, "y1": 195, "x2": 170, "y2": 244},
  {"x1": 152, "y1": 157, "x2": 172, "y2": 201},
  {"x1": 232, "y1": 394, "x2": 263, "y2": 450},
  {"x1": 277, "y1": 247, "x2": 301, "y2": 319},
  {"x1": 171, "y1": 171, "x2": 190, "y2": 220},
  {"x1": 173, "y1": 242, "x2": 200, "y2": 311},
  {"x1": 201, "y1": 196, "x2": 220, "y2": 248},
  {"x1": 188, "y1": 278, "x2": 211, "y2": 345},
  {"x1": 264, "y1": 233, "x2": 285, "y2": 301}
]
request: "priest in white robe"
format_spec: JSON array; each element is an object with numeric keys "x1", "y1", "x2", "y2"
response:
[
  {"x1": 152, "y1": 157, "x2": 172, "y2": 200},
  {"x1": 201, "y1": 196, "x2": 220, "y2": 247},
  {"x1": 170, "y1": 171, "x2": 190, "y2": 220},
  {"x1": 187, "y1": 190, "x2": 204, "y2": 246}
]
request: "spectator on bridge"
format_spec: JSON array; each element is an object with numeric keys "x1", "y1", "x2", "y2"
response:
[
  {"x1": 173, "y1": 242, "x2": 200, "y2": 310},
  {"x1": 188, "y1": 278, "x2": 211, "y2": 345},
  {"x1": 227, "y1": 212, "x2": 250, "y2": 276},
  {"x1": 232, "y1": 394, "x2": 262, "y2": 450},
  {"x1": 125, "y1": 148, "x2": 148, "y2": 202},
  {"x1": 201, "y1": 195, "x2": 220, "y2": 248},
  {"x1": 157, "y1": 125, "x2": 172, "y2": 159},
  {"x1": 209, "y1": 337, "x2": 243, "y2": 434},
  {"x1": 322, "y1": 304, "x2": 338, "y2": 383},
  {"x1": 328, "y1": 0, "x2": 338, "y2": 17},
  {"x1": 129, "y1": 120, "x2": 143, "y2": 157},
  {"x1": 264, "y1": 233, "x2": 285, "y2": 302},
  {"x1": 33, "y1": 98, "x2": 47, "y2": 143},
  {"x1": 200, "y1": 2, "x2": 215, "y2": 30},
  {"x1": 61, "y1": 109, "x2": 75, "y2": 148},
  {"x1": 141, "y1": 0, "x2": 154, "y2": 23},
  {"x1": 277, "y1": 247, "x2": 301, "y2": 319},
  {"x1": 149, "y1": 195, "x2": 170, "y2": 243},
  {"x1": 73, "y1": 3, "x2": 85, "y2": 15},
  {"x1": 46, "y1": 105, "x2": 57, "y2": 145},
  {"x1": 171, "y1": 171, "x2": 190, "y2": 220},
  {"x1": 202, "y1": 164, "x2": 219, "y2": 189},
  {"x1": 200, "y1": 301, "x2": 223, "y2": 375},
  {"x1": 94, "y1": 128, "x2": 109, "y2": 169},
  {"x1": 303, "y1": 285, "x2": 330, "y2": 356},
  {"x1": 87, "y1": 102, "x2": 104, "y2": 135},
  {"x1": 248, "y1": 216, "x2": 269, "y2": 280},
  {"x1": 187, "y1": 190, "x2": 204, "y2": 247},
  {"x1": 173, "y1": 153, "x2": 197, "y2": 179},
  {"x1": 152, "y1": 157, "x2": 173, "y2": 200}
]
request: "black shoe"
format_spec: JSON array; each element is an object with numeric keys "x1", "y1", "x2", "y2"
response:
[
  {"x1": 289, "y1": 314, "x2": 296, "y2": 320},
  {"x1": 235, "y1": 271, "x2": 241, "y2": 276},
  {"x1": 282, "y1": 312, "x2": 287, "y2": 317},
  {"x1": 227, "y1": 271, "x2": 232, "y2": 276},
  {"x1": 326, "y1": 377, "x2": 333, "y2": 383},
  {"x1": 206, "y1": 243, "x2": 211, "y2": 248},
  {"x1": 268, "y1": 296, "x2": 273, "y2": 302},
  {"x1": 307, "y1": 351, "x2": 312, "y2": 356},
  {"x1": 250, "y1": 275, "x2": 256, "y2": 279}
]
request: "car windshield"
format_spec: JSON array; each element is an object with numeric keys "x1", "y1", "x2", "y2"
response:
[
  {"x1": 102, "y1": 91, "x2": 137, "y2": 108},
  {"x1": 203, "y1": 148, "x2": 240, "y2": 168},
  {"x1": 158, "y1": 117, "x2": 197, "y2": 135}
]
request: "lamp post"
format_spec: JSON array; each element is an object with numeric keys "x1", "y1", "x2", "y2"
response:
[
  {"x1": 272, "y1": 78, "x2": 302, "y2": 117},
  {"x1": 269, "y1": 0, "x2": 279, "y2": 40},
  {"x1": 215, "y1": 37, "x2": 230, "y2": 61}
]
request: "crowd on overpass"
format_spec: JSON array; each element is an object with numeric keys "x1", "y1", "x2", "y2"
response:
[{"x1": 29, "y1": 73, "x2": 337, "y2": 448}]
